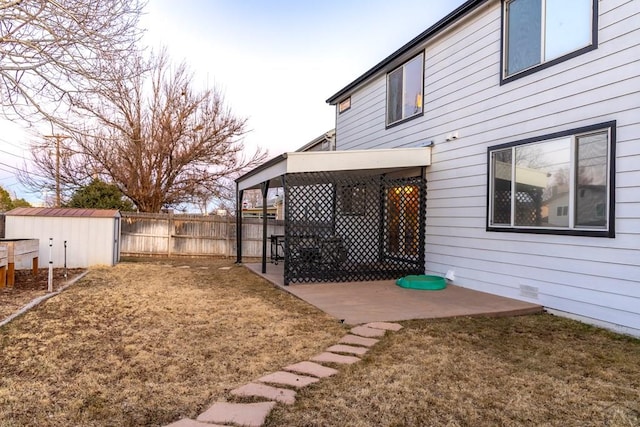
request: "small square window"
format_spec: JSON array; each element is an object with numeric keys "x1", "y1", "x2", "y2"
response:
[
  {"x1": 338, "y1": 185, "x2": 365, "y2": 216},
  {"x1": 338, "y1": 97, "x2": 351, "y2": 114}
]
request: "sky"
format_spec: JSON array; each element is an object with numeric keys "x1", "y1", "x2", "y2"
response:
[{"x1": 0, "y1": 0, "x2": 466, "y2": 205}]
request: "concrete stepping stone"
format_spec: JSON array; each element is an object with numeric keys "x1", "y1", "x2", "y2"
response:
[
  {"x1": 257, "y1": 371, "x2": 319, "y2": 388},
  {"x1": 311, "y1": 352, "x2": 361, "y2": 365},
  {"x1": 197, "y1": 401, "x2": 276, "y2": 427},
  {"x1": 283, "y1": 361, "x2": 338, "y2": 378},
  {"x1": 350, "y1": 325, "x2": 386, "y2": 338},
  {"x1": 339, "y1": 334, "x2": 379, "y2": 347},
  {"x1": 165, "y1": 418, "x2": 226, "y2": 427},
  {"x1": 326, "y1": 344, "x2": 369, "y2": 356},
  {"x1": 365, "y1": 321, "x2": 403, "y2": 331},
  {"x1": 231, "y1": 382, "x2": 296, "y2": 405}
]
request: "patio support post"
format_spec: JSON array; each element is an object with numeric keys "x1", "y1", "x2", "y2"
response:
[
  {"x1": 235, "y1": 188, "x2": 244, "y2": 264},
  {"x1": 261, "y1": 181, "x2": 270, "y2": 274}
]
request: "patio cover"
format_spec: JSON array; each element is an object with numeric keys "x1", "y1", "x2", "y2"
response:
[
  {"x1": 236, "y1": 146, "x2": 432, "y2": 191},
  {"x1": 235, "y1": 146, "x2": 432, "y2": 275}
]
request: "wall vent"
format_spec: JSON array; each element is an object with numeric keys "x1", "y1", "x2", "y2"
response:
[{"x1": 519, "y1": 284, "x2": 539, "y2": 299}]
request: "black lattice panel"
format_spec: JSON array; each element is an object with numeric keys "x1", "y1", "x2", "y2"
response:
[{"x1": 284, "y1": 171, "x2": 426, "y2": 284}]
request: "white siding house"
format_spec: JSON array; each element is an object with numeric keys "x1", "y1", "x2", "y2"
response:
[
  {"x1": 5, "y1": 208, "x2": 121, "y2": 268},
  {"x1": 326, "y1": 0, "x2": 640, "y2": 335}
]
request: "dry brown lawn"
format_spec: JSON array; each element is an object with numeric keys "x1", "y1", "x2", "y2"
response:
[
  {"x1": 0, "y1": 257, "x2": 346, "y2": 426},
  {"x1": 1, "y1": 258, "x2": 639, "y2": 427},
  {"x1": 266, "y1": 315, "x2": 640, "y2": 427},
  {"x1": 0, "y1": 268, "x2": 85, "y2": 320}
]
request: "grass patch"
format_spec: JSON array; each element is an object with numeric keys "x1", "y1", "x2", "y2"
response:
[
  {"x1": 267, "y1": 315, "x2": 640, "y2": 427},
  {"x1": 3, "y1": 258, "x2": 639, "y2": 426},
  {"x1": 0, "y1": 258, "x2": 346, "y2": 426}
]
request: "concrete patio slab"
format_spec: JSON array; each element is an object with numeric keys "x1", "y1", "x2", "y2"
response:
[
  {"x1": 196, "y1": 401, "x2": 276, "y2": 427},
  {"x1": 311, "y1": 352, "x2": 361, "y2": 364},
  {"x1": 338, "y1": 334, "x2": 379, "y2": 347},
  {"x1": 245, "y1": 263, "x2": 543, "y2": 325},
  {"x1": 350, "y1": 325, "x2": 387, "y2": 338},
  {"x1": 326, "y1": 344, "x2": 368, "y2": 356},
  {"x1": 283, "y1": 361, "x2": 338, "y2": 378},
  {"x1": 257, "y1": 371, "x2": 319, "y2": 388},
  {"x1": 231, "y1": 382, "x2": 296, "y2": 405}
]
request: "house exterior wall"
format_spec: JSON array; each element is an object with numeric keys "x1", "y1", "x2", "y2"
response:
[
  {"x1": 5, "y1": 216, "x2": 118, "y2": 268},
  {"x1": 333, "y1": 0, "x2": 640, "y2": 335}
]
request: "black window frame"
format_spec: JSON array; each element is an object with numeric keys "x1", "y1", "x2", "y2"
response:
[
  {"x1": 486, "y1": 121, "x2": 616, "y2": 238},
  {"x1": 338, "y1": 97, "x2": 351, "y2": 114},
  {"x1": 500, "y1": 0, "x2": 598, "y2": 85},
  {"x1": 385, "y1": 51, "x2": 425, "y2": 128},
  {"x1": 337, "y1": 184, "x2": 366, "y2": 216}
]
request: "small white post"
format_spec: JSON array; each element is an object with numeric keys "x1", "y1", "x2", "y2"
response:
[{"x1": 48, "y1": 238, "x2": 53, "y2": 292}]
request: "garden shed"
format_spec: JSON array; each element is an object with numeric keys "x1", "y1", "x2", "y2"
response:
[{"x1": 4, "y1": 207, "x2": 121, "y2": 268}]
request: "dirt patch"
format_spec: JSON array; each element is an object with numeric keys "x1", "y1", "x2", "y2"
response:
[{"x1": 0, "y1": 268, "x2": 86, "y2": 320}]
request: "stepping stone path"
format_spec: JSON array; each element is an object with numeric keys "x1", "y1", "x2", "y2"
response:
[{"x1": 163, "y1": 322, "x2": 403, "y2": 427}]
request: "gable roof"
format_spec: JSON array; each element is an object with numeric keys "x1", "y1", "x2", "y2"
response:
[{"x1": 326, "y1": 0, "x2": 489, "y2": 105}]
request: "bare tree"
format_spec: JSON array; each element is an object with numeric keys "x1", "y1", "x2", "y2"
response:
[
  {"x1": 23, "y1": 51, "x2": 266, "y2": 212},
  {"x1": 0, "y1": 0, "x2": 144, "y2": 124}
]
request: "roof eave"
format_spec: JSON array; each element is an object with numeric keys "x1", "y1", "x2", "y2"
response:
[{"x1": 326, "y1": 0, "x2": 489, "y2": 105}]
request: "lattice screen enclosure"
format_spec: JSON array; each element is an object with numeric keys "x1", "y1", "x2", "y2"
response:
[{"x1": 283, "y1": 171, "x2": 426, "y2": 284}]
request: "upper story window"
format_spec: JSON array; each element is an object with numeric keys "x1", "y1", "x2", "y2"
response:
[
  {"x1": 487, "y1": 122, "x2": 615, "y2": 237},
  {"x1": 338, "y1": 97, "x2": 351, "y2": 114},
  {"x1": 503, "y1": 0, "x2": 597, "y2": 81},
  {"x1": 387, "y1": 53, "x2": 424, "y2": 127}
]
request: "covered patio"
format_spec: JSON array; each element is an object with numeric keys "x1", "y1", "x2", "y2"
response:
[
  {"x1": 236, "y1": 147, "x2": 432, "y2": 285},
  {"x1": 246, "y1": 262, "x2": 544, "y2": 325}
]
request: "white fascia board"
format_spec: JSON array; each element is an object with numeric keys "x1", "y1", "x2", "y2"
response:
[
  {"x1": 237, "y1": 147, "x2": 431, "y2": 191},
  {"x1": 237, "y1": 159, "x2": 287, "y2": 191},
  {"x1": 286, "y1": 147, "x2": 431, "y2": 173}
]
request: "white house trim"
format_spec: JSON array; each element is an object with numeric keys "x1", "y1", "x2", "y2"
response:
[{"x1": 237, "y1": 146, "x2": 431, "y2": 191}]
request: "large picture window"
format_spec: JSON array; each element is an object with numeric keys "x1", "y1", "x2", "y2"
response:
[
  {"x1": 488, "y1": 122, "x2": 615, "y2": 237},
  {"x1": 503, "y1": 0, "x2": 596, "y2": 80},
  {"x1": 386, "y1": 53, "x2": 424, "y2": 126}
]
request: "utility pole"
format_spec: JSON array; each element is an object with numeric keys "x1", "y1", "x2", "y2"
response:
[{"x1": 43, "y1": 134, "x2": 70, "y2": 207}]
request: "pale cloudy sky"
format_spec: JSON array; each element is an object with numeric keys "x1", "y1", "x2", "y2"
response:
[{"x1": 1, "y1": 0, "x2": 465, "y2": 203}]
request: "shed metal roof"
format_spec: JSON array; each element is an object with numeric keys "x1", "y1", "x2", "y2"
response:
[
  {"x1": 5, "y1": 207, "x2": 121, "y2": 218},
  {"x1": 326, "y1": 0, "x2": 488, "y2": 104}
]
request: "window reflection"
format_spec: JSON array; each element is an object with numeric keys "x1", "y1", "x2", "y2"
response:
[
  {"x1": 576, "y1": 132, "x2": 608, "y2": 228},
  {"x1": 514, "y1": 138, "x2": 570, "y2": 227}
]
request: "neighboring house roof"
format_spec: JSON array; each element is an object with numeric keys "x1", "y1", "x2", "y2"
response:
[
  {"x1": 326, "y1": 0, "x2": 488, "y2": 105},
  {"x1": 295, "y1": 129, "x2": 336, "y2": 152},
  {"x1": 5, "y1": 207, "x2": 121, "y2": 218}
]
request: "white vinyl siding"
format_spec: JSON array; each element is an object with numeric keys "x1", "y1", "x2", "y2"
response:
[{"x1": 334, "y1": 0, "x2": 640, "y2": 335}]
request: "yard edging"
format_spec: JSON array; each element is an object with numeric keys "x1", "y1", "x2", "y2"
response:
[{"x1": 0, "y1": 270, "x2": 89, "y2": 328}]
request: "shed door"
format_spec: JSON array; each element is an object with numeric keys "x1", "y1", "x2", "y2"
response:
[{"x1": 113, "y1": 217, "x2": 121, "y2": 264}]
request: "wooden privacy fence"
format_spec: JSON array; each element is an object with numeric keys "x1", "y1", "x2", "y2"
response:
[{"x1": 120, "y1": 212, "x2": 284, "y2": 258}]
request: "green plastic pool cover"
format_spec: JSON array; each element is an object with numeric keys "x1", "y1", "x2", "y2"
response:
[{"x1": 396, "y1": 275, "x2": 447, "y2": 290}]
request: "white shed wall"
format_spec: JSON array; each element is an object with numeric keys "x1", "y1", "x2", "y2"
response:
[
  {"x1": 334, "y1": 0, "x2": 640, "y2": 335},
  {"x1": 6, "y1": 216, "x2": 118, "y2": 268}
]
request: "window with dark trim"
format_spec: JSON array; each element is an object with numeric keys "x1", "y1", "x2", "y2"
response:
[
  {"x1": 338, "y1": 97, "x2": 351, "y2": 114},
  {"x1": 338, "y1": 184, "x2": 365, "y2": 216},
  {"x1": 502, "y1": 0, "x2": 597, "y2": 82},
  {"x1": 487, "y1": 122, "x2": 615, "y2": 237},
  {"x1": 386, "y1": 53, "x2": 424, "y2": 127}
]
